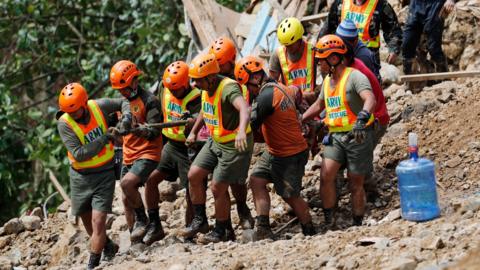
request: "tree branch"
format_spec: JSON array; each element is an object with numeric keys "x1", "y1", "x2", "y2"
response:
[{"x1": 11, "y1": 71, "x2": 63, "y2": 91}]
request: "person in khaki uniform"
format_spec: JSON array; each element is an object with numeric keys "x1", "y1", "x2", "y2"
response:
[
  {"x1": 209, "y1": 36, "x2": 255, "y2": 229},
  {"x1": 182, "y1": 54, "x2": 253, "y2": 243},
  {"x1": 143, "y1": 60, "x2": 201, "y2": 245},
  {"x1": 303, "y1": 35, "x2": 376, "y2": 228},
  {"x1": 57, "y1": 83, "x2": 123, "y2": 269},
  {"x1": 109, "y1": 60, "x2": 163, "y2": 245},
  {"x1": 235, "y1": 56, "x2": 316, "y2": 240}
]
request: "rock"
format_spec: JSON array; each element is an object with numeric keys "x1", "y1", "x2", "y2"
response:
[
  {"x1": 381, "y1": 62, "x2": 401, "y2": 86},
  {"x1": 385, "y1": 257, "x2": 417, "y2": 270},
  {"x1": 421, "y1": 236, "x2": 445, "y2": 250},
  {"x1": 241, "y1": 229, "x2": 255, "y2": 243},
  {"x1": 380, "y1": 209, "x2": 401, "y2": 223},
  {"x1": 20, "y1": 216, "x2": 41, "y2": 231},
  {"x1": 0, "y1": 227, "x2": 4, "y2": 236},
  {"x1": 56, "y1": 201, "x2": 69, "y2": 212},
  {"x1": 30, "y1": 207, "x2": 43, "y2": 220},
  {"x1": 0, "y1": 236, "x2": 11, "y2": 250},
  {"x1": 105, "y1": 214, "x2": 115, "y2": 230},
  {"x1": 356, "y1": 237, "x2": 391, "y2": 249},
  {"x1": 437, "y1": 92, "x2": 454, "y2": 104},
  {"x1": 164, "y1": 243, "x2": 187, "y2": 255},
  {"x1": 168, "y1": 264, "x2": 186, "y2": 270},
  {"x1": 67, "y1": 207, "x2": 77, "y2": 225},
  {"x1": 0, "y1": 256, "x2": 12, "y2": 270},
  {"x1": 159, "y1": 182, "x2": 177, "y2": 202},
  {"x1": 3, "y1": 218, "x2": 24, "y2": 235},
  {"x1": 136, "y1": 254, "x2": 151, "y2": 263},
  {"x1": 446, "y1": 157, "x2": 462, "y2": 168},
  {"x1": 111, "y1": 216, "x2": 128, "y2": 232},
  {"x1": 459, "y1": 197, "x2": 480, "y2": 214}
]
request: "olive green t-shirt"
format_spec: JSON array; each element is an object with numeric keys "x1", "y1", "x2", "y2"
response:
[{"x1": 319, "y1": 69, "x2": 372, "y2": 114}]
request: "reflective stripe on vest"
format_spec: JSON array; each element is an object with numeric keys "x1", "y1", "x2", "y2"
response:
[
  {"x1": 341, "y1": 0, "x2": 380, "y2": 48},
  {"x1": 162, "y1": 87, "x2": 201, "y2": 142},
  {"x1": 241, "y1": 84, "x2": 250, "y2": 105},
  {"x1": 323, "y1": 68, "x2": 374, "y2": 132},
  {"x1": 61, "y1": 100, "x2": 114, "y2": 170},
  {"x1": 277, "y1": 41, "x2": 315, "y2": 93},
  {"x1": 201, "y1": 77, "x2": 252, "y2": 143}
]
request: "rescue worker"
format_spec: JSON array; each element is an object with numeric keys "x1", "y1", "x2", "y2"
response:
[
  {"x1": 336, "y1": 19, "x2": 381, "y2": 82},
  {"x1": 402, "y1": 0, "x2": 455, "y2": 76},
  {"x1": 183, "y1": 54, "x2": 253, "y2": 243},
  {"x1": 144, "y1": 61, "x2": 201, "y2": 245},
  {"x1": 109, "y1": 60, "x2": 163, "y2": 245},
  {"x1": 209, "y1": 37, "x2": 255, "y2": 229},
  {"x1": 56, "y1": 83, "x2": 121, "y2": 269},
  {"x1": 235, "y1": 56, "x2": 315, "y2": 239},
  {"x1": 302, "y1": 35, "x2": 376, "y2": 227},
  {"x1": 321, "y1": 0, "x2": 402, "y2": 66},
  {"x1": 269, "y1": 17, "x2": 316, "y2": 105},
  {"x1": 343, "y1": 42, "x2": 390, "y2": 201}
]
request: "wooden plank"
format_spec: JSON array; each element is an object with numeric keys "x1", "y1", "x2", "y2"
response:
[
  {"x1": 301, "y1": 12, "x2": 329, "y2": 23},
  {"x1": 235, "y1": 13, "x2": 256, "y2": 39},
  {"x1": 47, "y1": 169, "x2": 71, "y2": 205},
  {"x1": 400, "y1": 71, "x2": 480, "y2": 82},
  {"x1": 182, "y1": 0, "x2": 217, "y2": 47}
]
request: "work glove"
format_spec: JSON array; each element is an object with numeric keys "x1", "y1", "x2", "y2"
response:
[
  {"x1": 132, "y1": 124, "x2": 150, "y2": 138},
  {"x1": 118, "y1": 113, "x2": 133, "y2": 135},
  {"x1": 104, "y1": 127, "x2": 117, "y2": 143},
  {"x1": 352, "y1": 110, "x2": 371, "y2": 144}
]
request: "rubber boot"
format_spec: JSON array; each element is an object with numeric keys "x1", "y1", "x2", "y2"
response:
[
  {"x1": 180, "y1": 204, "x2": 209, "y2": 238},
  {"x1": 301, "y1": 221, "x2": 316, "y2": 236},
  {"x1": 143, "y1": 208, "x2": 165, "y2": 245},
  {"x1": 323, "y1": 208, "x2": 336, "y2": 230},
  {"x1": 237, "y1": 202, "x2": 255, "y2": 230},
  {"x1": 197, "y1": 219, "x2": 235, "y2": 244},
  {"x1": 102, "y1": 237, "x2": 119, "y2": 261},
  {"x1": 254, "y1": 215, "x2": 275, "y2": 241},
  {"x1": 86, "y1": 252, "x2": 101, "y2": 270},
  {"x1": 130, "y1": 206, "x2": 148, "y2": 243}
]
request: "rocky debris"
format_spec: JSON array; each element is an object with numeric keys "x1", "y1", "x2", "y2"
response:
[
  {"x1": 384, "y1": 257, "x2": 417, "y2": 270},
  {"x1": 31, "y1": 207, "x2": 44, "y2": 220},
  {"x1": 0, "y1": 257, "x2": 12, "y2": 270},
  {"x1": 20, "y1": 216, "x2": 41, "y2": 231},
  {"x1": 380, "y1": 62, "x2": 402, "y2": 87},
  {"x1": 3, "y1": 218, "x2": 24, "y2": 235}
]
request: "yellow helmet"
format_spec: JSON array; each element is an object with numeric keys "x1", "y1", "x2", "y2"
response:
[{"x1": 277, "y1": 17, "x2": 304, "y2": 46}]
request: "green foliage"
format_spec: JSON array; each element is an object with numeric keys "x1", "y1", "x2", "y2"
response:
[
  {"x1": 0, "y1": 0, "x2": 189, "y2": 224},
  {"x1": 216, "y1": 0, "x2": 251, "y2": 12}
]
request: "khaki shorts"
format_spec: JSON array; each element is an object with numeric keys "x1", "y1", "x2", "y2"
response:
[
  {"x1": 192, "y1": 136, "x2": 253, "y2": 184},
  {"x1": 324, "y1": 129, "x2": 374, "y2": 175},
  {"x1": 156, "y1": 141, "x2": 191, "y2": 188},
  {"x1": 70, "y1": 168, "x2": 116, "y2": 216},
  {"x1": 251, "y1": 149, "x2": 308, "y2": 198},
  {"x1": 121, "y1": 159, "x2": 158, "y2": 185}
]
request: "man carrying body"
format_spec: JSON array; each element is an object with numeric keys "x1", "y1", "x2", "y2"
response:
[
  {"x1": 143, "y1": 61, "x2": 201, "y2": 245},
  {"x1": 182, "y1": 54, "x2": 253, "y2": 243},
  {"x1": 235, "y1": 56, "x2": 315, "y2": 239},
  {"x1": 303, "y1": 35, "x2": 376, "y2": 227},
  {"x1": 57, "y1": 83, "x2": 121, "y2": 269},
  {"x1": 109, "y1": 60, "x2": 163, "y2": 244}
]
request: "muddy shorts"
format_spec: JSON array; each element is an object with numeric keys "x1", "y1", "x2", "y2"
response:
[
  {"x1": 251, "y1": 149, "x2": 309, "y2": 199},
  {"x1": 192, "y1": 136, "x2": 253, "y2": 184},
  {"x1": 156, "y1": 141, "x2": 191, "y2": 188},
  {"x1": 324, "y1": 129, "x2": 374, "y2": 175},
  {"x1": 69, "y1": 168, "x2": 116, "y2": 216},
  {"x1": 121, "y1": 158, "x2": 158, "y2": 185}
]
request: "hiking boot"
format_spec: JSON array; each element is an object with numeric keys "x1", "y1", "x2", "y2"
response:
[
  {"x1": 237, "y1": 203, "x2": 255, "y2": 230},
  {"x1": 86, "y1": 253, "x2": 101, "y2": 270},
  {"x1": 323, "y1": 208, "x2": 336, "y2": 230},
  {"x1": 180, "y1": 215, "x2": 209, "y2": 238},
  {"x1": 197, "y1": 220, "x2": 235, "y2": 244},
  {"x1": 102, "y1": 238, "x2": 119, "y2": 261},
  {"x1": 130, "y1": 207, "x2": 148, "y2": 243},
  {"x1": 254, "y1": 215, "x2": 275, "y2": 241},
  {"x1": 301, "y1": 222, "x2": 316, "y2": 236},
  {"x1": 143, "y1": 221, "x2": 165, "y2": 246},
  {"x1": 353, "y1": 215, "x2": 364, "y2": 226}
]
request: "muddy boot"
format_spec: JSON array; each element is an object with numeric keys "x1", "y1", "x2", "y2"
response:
[
  {"x1": 180, "y1": 204, "x2": 209, "y2": 238},
  {"x1": 353, "y1": 215, "x2": 364, "y2": 226},
  {"x1": 237, "y1": 202, "x2": 255, "y2": 230},
  {"x1": 86, "y1": 252, "x2": 101, "y2": 270},
  {"x1": 102, "y1": 237, "x2": 119, "y2": 261},
  {"x1": 130, "y1": 206, "x2": 148, "y2": 243},
  {"x1": 323, "y1": 208, "x2": 336, "y2": 230},
  {"x1": 433, "y1": 57, "x2": 448, "y2": 73},
  {"x1": 301, "y1": 221, "x2": 316, "y2": 236},
  {"x1": 143, "y1": 208, "x2": 165, "y2": 245},
  {"x1": 254, "y1": 215, "x2": 275, "y2": 241},
  {"x1": 224, "y1": 219, "x2": 236, "y2": 242},
  {"x1": 197, "y1": 219, "x2": 234, "y2": 244}
]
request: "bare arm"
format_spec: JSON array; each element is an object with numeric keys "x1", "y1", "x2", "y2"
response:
[
  {"x1": 232, "y1": 95, "x2": 250, "y2": 152},
  {"x1": 302, "y1": 97, "x2": 325, "y2": 123},
  {"x1": 359, "y1": 90, "x2": 376, "y2": 114}
]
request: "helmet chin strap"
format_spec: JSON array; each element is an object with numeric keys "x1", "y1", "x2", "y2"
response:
[{"x1": 327, "y1": 54, "x2": 342, "y2": 75}]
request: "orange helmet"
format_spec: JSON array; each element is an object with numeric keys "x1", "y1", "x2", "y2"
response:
[
  {"x1": 188, "y1": 54, "x2": 220, "y2": 79},
  {"x1": 234, "y1": 56, "x2": 264, "y2": 85},
  {"x1": 313, "y1": 35, "x2": 347, "y2": 59},
  {"x1": 163, "y1": 61, "x2": 189, "y2": 91},
  {"x1": 110, "y1": 60, "x2": 142, "y2": 89},
  {"x1": 58, "y1": 83, "x2": 88, "y2": 113},
  {"x1": 209, "y1": 37, "x2": 236, "y2": 65}
]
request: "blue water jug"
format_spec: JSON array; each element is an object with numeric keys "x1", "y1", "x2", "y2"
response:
[{"x1": 395, "y1": 133, "x2": 440, "y2": 221}]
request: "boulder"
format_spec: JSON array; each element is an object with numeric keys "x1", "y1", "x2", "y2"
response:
[
  {"x1": 0, "y1": 257, "x2": 12, "y2": 270},
  {"x1": 385, "y1": 257, "x2": 417, "y2": 270},
  {"x1": 20, "y1": 216, "x2": 41, "y2": 231},
  {"x1": 3, "y1": 218, "x2": 24, "y2": 235}
]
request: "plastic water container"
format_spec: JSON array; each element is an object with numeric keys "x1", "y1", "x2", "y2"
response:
[{"x1": 395, "y1": 133, "x2": 440, "y2": 221}]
